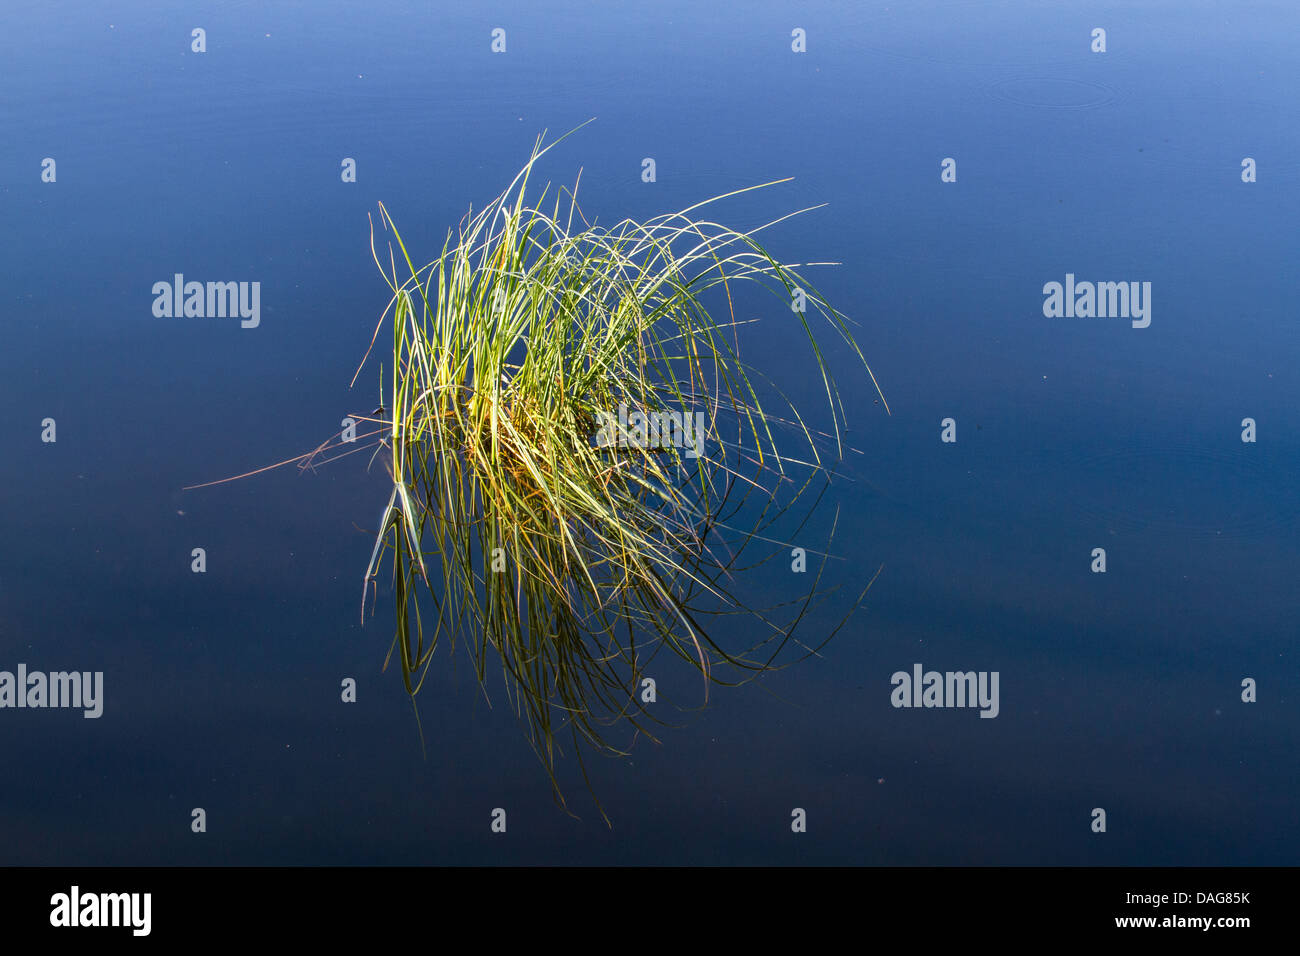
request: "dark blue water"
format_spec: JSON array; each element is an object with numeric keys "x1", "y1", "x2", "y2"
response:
[{"x1": 2, "y1": 0, "x2": 1296, "y2": 864}]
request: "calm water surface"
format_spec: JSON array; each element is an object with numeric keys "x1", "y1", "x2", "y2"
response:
[{"x1": 1, "y1": 0, "x2": 1296, "y2": 864}]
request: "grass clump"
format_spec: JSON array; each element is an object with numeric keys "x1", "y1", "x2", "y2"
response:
[{"x1": 351, "y1": 124, "x2": 886, "y2": 820}]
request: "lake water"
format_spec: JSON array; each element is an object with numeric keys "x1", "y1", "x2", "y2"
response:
[{"x1": 2, "y1": 0, "x2": 1296, "y2": 864}]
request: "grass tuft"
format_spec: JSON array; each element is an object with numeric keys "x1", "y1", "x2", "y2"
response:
[
  {"x1": 356, "y1": 126, "x2": 888, "y2": 821},
  {"x1": 196, "y1": 122, "x2": 889, "y2": 824}
]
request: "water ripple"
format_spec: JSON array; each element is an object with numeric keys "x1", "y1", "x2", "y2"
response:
[{"x1": 982, "y1": 74, "x2": 1122, "y2": 111}]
